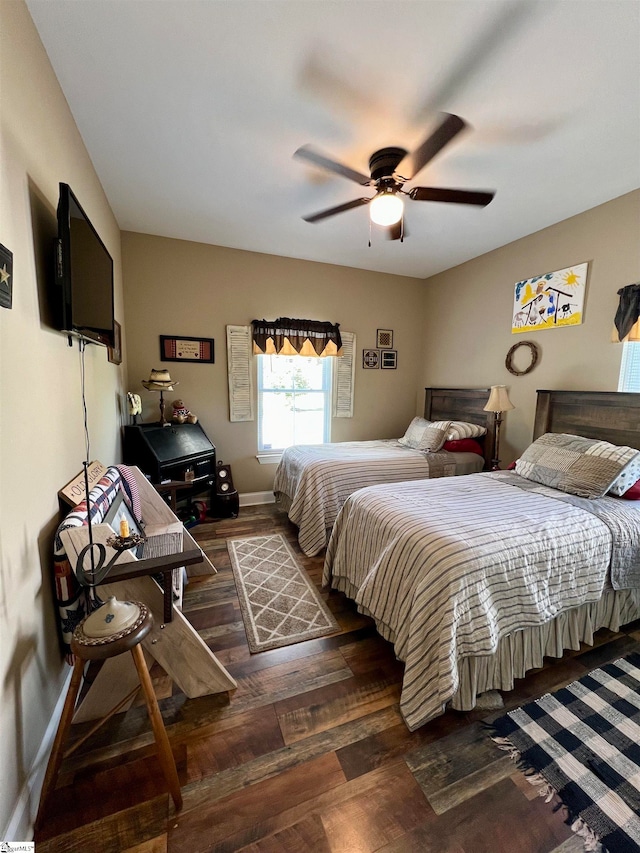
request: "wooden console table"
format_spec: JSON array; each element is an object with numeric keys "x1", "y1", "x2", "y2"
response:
[{"x1": 60, "y1": 467, "x2": 237, "y2": 724}]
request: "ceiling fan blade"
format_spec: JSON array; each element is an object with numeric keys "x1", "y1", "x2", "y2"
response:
[
  {"x1": 409, "y1": 186, "x2": 495, "y2": 207},
  {"x1": 385, "y1": 220, "x2": 409, "y2": 241},
  {"x1": 294, "y1": 144, "x2": 371, "y2": 186},
  {"x1": 302, "y1": 197, "x2": 371, "y2": 223},
  {"x1": 396, "y1": 112, "x2": 466, "y2": 181}
]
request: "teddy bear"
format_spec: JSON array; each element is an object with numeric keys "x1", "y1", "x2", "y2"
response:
[{"x1": 171, "y1": 400, "x2": 198, "y2": 424}]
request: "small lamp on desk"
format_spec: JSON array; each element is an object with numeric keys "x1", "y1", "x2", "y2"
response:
[
  {"x1": 142, "y1": 369, "x2": 179, "y2": 427},
  {"x1": 483, "y1": 385, "x2": 514, "y2": 470}
]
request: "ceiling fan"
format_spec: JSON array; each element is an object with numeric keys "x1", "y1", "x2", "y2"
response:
[{"x1": 294, "y1": 112, "x2": 494, "y2": 240}]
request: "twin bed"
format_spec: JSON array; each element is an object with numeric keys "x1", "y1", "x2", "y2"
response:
[
  {"x1": 276, "y1": 387, "x2": 640, "y2": 730},
  {"x1": 274, "y1": 387, "x2": 493, "y2": 556},
  {"x1": 322, "y1": 389, "x2": 640, "y2": 730}
]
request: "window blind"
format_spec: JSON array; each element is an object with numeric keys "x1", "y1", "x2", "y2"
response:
[{"x1": 226, "y1": 325, "x2": 254, "y2": 421}]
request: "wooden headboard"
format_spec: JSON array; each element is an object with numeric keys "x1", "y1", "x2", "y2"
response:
[
  {"x1": 424, "y1": 387, "x2": 494, "y2": 468},
  {"x1": 534, "y1": 390, "x2": 640, "y2": 450}
]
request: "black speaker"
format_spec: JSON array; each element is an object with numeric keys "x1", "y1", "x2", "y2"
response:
[
  {"x1": 215, "y1": 462, "x2": 234, "y2": 493},
  {"x1": 212, "y1": 461, "x2": 239, "y2": 518}
]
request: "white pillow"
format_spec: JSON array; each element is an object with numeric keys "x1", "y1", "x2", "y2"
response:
[
  {"x1": 445, "y1": 421, "x2": 487, "y2": 441},
  {"x1": 399, "y1": 417, "x2": 450, "y2": 451}
]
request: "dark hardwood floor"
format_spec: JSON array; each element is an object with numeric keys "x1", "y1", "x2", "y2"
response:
[{"x1": 34, "y1": 503, "x2": 640, "y2": 852}]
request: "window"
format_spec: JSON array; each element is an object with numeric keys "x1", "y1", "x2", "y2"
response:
[
  {"x1": 257, "y1": 355, "x2": 332, "y2": 452},
  {"x1": 618, "y1": 342, "x2": 640, "y2": 391}
]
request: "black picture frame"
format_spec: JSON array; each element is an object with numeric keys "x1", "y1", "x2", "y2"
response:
[
  {"x1": 380, "y1": 349, "x2": 397, "y2": 369},
  {"x1": 160, "y1": 335, "x2": 214, "y2": 363},
  {"x1": 108, "y1": 320, "x2": 122, "y2": 365},
  {"x1": 0, "y1": 243, "x2": 13, "y2": 310},
  {"x1": 376, "y1": 329, "x2": 393, "y2": 349},
  {"x1": 363, "y1": 349, "x2": 379, "y2": 369}
]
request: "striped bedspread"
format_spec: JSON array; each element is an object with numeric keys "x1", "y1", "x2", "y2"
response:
[
  {"x1": 323, "y1": 471, "x2": 640, "y2": 731},
  {"x1": 274, "y1": 439, "x2": 483, "y2": 556}
]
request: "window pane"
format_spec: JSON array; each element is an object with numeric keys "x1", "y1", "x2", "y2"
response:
[
  {"x1": 258, "y1": 355, "x2": 331, "y2": 451},
  {"x1": 261, "y1": 356, "x2": 325, "y2": 390}
]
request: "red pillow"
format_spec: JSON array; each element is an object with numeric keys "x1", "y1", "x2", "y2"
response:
[
  {"x1": 443, "y1": 438, "x2": 484, "y2": 456},
  {"x1": 507, "y1": 461, "x2": 517, "y2": 470},
  {"x1": 617, "y1": 478, "x2": 640, "y2": 500}
]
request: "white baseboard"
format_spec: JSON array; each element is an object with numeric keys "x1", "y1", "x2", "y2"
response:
[
  {"x1": 239, "y1": 491, "x2": 275, "y2": 506},
  {"x1": 3, "y1": 666, "x2": 73, "y2": 842}
]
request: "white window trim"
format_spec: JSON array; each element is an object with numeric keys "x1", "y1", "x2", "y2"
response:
[
  {"x1": 256, "y1": 452, "x2": 282, "y2": 465},
  {"x1": 618, "y1": 341, "x2": 640, "y2": 391}
]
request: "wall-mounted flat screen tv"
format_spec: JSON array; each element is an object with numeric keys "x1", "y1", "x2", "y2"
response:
[{"x1": 54, "y1": 182, "x2": 114, "y2": 347}]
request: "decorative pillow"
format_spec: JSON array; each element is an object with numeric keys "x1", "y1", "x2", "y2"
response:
[
  {"x1": 617, "y1": 478, "x2": 640, "y2": 500},
  {"x1": 442, "y1": 438, "x2": 484, "y2": 456},
  {"x1": 515, "y1": 433, "x2": 640, "y2": 499},
  {"x1": 399, "y1": 417, "x2": 449, "y2": 451},
  {"x1": 608, "y1": 455, "x2": 640, "y2": 496},
  {"x1": 445, "y1": 421, "x2": 487, "y2": 441}
]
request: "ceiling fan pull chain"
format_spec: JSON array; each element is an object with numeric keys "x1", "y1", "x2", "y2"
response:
[{"x1": 368, "y1": 216, "x2": 372, "y2": 248}]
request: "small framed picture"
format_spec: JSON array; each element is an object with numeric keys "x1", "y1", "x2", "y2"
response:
[
  {"x1": 160, "y1": 335, "x2": 215, "y2": 363},
  {"x1": 363, "y1": 349, "x2": 379, "y2": 369},
  {"x1": 381, "y1": 350, "x2": 397, "y2": 369},
  {"x1": 0, "y1": 243, "x2": 13, "y2": 310},
  {"x1": 376, "y1": 329, "x2": 393, "y2": 349},
  {"x1": 108, "y1": 320, "x2": 122, "y2": 365}
]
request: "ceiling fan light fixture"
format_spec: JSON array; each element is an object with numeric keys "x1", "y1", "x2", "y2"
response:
[{"x1": 369, "y1": 190, "x2": 404, "y2": 226}]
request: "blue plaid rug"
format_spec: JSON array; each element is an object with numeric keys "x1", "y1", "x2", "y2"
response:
[{"x1": 489, "y1": 652, "x2": 640, "y2": 853}]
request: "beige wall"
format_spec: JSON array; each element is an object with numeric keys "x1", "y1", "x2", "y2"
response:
[
  {"x1": 421, "y1": 190, "x2": 640, "y2": 465},
  {"x1": 121, "y1": 233, "x2": 426, "y2": 493},
  {"x1": 0, "y1": 1, "x2": 125, "y2": 837},
  {"x1": 2, "y1": 0, "x2": 638, "y2": 839}
]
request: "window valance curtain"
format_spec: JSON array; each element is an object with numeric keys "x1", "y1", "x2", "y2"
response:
[
  {"x1": 613, "y1": 282, "x2": 640, "y2": 342},
  {"x1": 251, "y1": 317, "x2": 343, "y2": 357}
]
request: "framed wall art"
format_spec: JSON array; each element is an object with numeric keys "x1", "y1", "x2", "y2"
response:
[
  {"x1": 108, "y1": 320, "x2": 122, "y2": 365},
  {"x1": 376, "y1": 328, "x2": 393, "y2": 348},
  {"x1": 362, "y1": 349, "x2": 379, "y2": 369},
  {"x1": 160, "y1": 335, "x2": 215, "y2": 363},
  {"x1": 0, "y1": 243, "x2": 13, "y2": 310},
  {"x1": 380, "y1": 350, "x2": 397, "y2": 369},
  {"x1": 512, "y1": 262, "x2": 588, "y2": 334}
]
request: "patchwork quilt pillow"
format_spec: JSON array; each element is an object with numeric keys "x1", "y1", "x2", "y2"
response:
[
  {"x1": 445, "y1": 421, "x2": 487, "y2": 441},
  {"x1": 399, "y1": 417, "x2": 449, "y2": 451},
  {"x1": 515, "y1": 433, "x2": 640, "y2": 499}
]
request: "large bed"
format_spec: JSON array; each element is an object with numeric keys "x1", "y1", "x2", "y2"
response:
[
  {"x1": 323, "y1": 389, "x2": 640, "y2": 731},
  {"x1": 274, "y1": 387, "x2": 494, "y2": 556}
]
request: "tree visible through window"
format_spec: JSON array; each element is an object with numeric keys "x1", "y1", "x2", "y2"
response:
[
  {"x1": 257, "y1": 355, "x2": 332, "y2": 451},
  {"x1": 618, "y1": 342, "x2": 640, "y2": 392}
]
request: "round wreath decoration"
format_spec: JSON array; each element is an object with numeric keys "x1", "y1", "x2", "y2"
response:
[{"x1": 505, "y1": 340, "x2": 539, "y2": 376}]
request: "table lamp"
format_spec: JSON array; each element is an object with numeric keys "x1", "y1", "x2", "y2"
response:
[
  {"x1": 483, "y1": 385, "x2": 514, "y2": 470},
  {"x1": 142, "y1": 369, "x2": 178, "y2": 426}
]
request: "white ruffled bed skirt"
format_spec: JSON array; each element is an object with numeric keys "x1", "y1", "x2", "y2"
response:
[{"x1": 452, "y1": 588, "x2": 640, "y2": 711}]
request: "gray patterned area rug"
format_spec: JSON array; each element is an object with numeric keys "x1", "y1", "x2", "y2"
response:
[{"x1": 227, "y1": 533, "x2": 339, "y2": 653}]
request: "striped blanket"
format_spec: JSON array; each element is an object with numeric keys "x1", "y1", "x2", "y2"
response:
[
  {"x1": 323, "y1": 471, "x2": 640, "y2": 731},
  {"x1": 274, "y1": 439, "x2": 483, "y2": 556},
  {"x1": 490, "y1": 653, "x2": 640, "y2": 852}
]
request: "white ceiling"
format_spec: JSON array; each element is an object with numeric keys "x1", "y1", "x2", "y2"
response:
[{"x1": 26, "y1": 0, "x2": 640, "y2": 279}]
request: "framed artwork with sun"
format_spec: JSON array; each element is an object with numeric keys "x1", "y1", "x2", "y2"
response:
[{"x1": 511, "y1": 262, "x2": 588, "y2": 334}]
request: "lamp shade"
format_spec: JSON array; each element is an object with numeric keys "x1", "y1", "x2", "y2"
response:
[{"x1": 483, "y1": 385, "x2": 514, "y2": 413}]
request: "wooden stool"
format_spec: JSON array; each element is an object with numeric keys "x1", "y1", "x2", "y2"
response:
[{"x1": 35, "y1": 602, "x2": 182, "y2": 831}]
